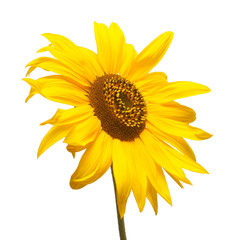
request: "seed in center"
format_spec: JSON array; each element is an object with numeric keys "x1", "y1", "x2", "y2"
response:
[
  {"x1": 89, "y1": 74, "x2": 147, "y2": 141},
  {"x1": 118, "y1": 92, "x2": 133, "y2": 109}
]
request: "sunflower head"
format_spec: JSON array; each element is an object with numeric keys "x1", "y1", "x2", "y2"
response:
[
  {"x1": 89, "y1": 74, "x2": 147, "y2": 141},
  {"x1": 24, "y1": 22, "x2": 212, "y2": 218}
]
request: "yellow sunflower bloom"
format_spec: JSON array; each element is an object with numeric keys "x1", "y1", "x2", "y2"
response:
[{"x1": 24, "y1": 22, "x2": 212, "y2": 220}]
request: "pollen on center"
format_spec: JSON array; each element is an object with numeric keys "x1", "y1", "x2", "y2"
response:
[{"x1": 89, "y1": 74, "x2": 147, "y2": 141}]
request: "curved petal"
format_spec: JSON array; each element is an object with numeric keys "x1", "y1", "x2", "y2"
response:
[
  {"x1": 135, "y1": 137, "x2": 172, "y2": 206},
  {"x1": 70, "y1": 131, "x2": 113, "y2": 189},
  {"x1": 146, "y1": 121, "x2": 196, "y2": 161},
  {"x1": 157, "y1": 140, "x2": 208, "y2": 174},
  {"x1": 39, "y1": 48, "x2": 97, "y2": 82},
  {"x1": 41, "y1": 33, "x2": 78, "y2": 50},
  {"x1": 94, "y1": 22, "x2": 126, "y2": 74},
  {"x1": 40, "y1": 105, "x2": 93, "y2": 126},
  {"x1": 26, "y1": 57, "x2": 91, "y2": 87},
  {"x1": 119, "y1": 44, "x2": 137, "y2": 78},
  {"x1": 165, "y1": 171, "x2": 184, "y2": 188},
  {"x1": 112, "y1": 139, "x2": 132, "y2": 219},
  {"x1": 145, "y1": 81, "x2": 211, "y2": 103},
  {"x1": 146, "y1": 179, "x2": 158, "y2": 215},
  {"x1": 66, "y1": 144, "x2": 90, "y2": 158},
  {"x1": 147, "y1": 101, "x2": 196, "y2": 123},
  {"x1": 40, "y1": 33, "x2": 104, "y2": 81},
  {"x1": 129, "y1": 141, "x2": 147, "y2": 212},
  {"x1": 94, "y1": 22, "x2": 111, "y2": 73},
  {"x1": 23, "y1": 75, "x2": 89, "y2": 106},
  {"x1": 64, "y1": 116, "x2": 101, "y2": 146},
  {"x1": 140, "y1": 129, "x2": 192, "y2": 185},
  {"x1": 147, "y1": 114, "x2": 212, "y2": 140},
  {"x1": 108, "y1": 23, "x2": 126, "y2": 73},
  {"x1": 154, "y1": 164, "x2": 172, "y2": 205},
  {"x1": 37, "y1": 124, "x2": 73, "y2": 158},
  {"x1": 134, "y1": 72, "x2": 168, "y2": 91},
  {"x1": 128, "y1": 31, "x2": 173, "y2": 81}
]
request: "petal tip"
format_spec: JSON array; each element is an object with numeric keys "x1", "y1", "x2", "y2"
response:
[
  {"x1": 168, "y1": 31, "x2": 174, "y2": 38},
  {"x1": 37, "y1": 151, "x2": 41, "y2": 159},
  {"x1": 41, "y1": 33, "x2": 49, "y2": 38},
  {"x1": 69, "y1": 180, "x2": 76, "y2": 189},
  {"x1": 202, "y1": 168, "x2": 209, "y2": 174},
  {"x1": 199, "y1": 132, "x2": 213, "y2": 140},
  {"x1": 168, "y1": 197, "x2": 173, "y2": 206},
  {"x1": 206, "y1": 86, "x2": 211, "y2": 93},
  {"x1": 25, "y1": 96, "x2": 31, "y2": 103},
  {"x1": 163, "y1": 31, "x2": 174, "y2": 42},
  {"x1": 40, "y1": 120, "x2": 50, "y2": 126}
]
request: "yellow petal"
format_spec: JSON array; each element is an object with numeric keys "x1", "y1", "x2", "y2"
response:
[
  {"x1": 147, "y1": 114, "x2": 212, "y2": 140},
  {"x1": 94, "y1": 22, "x2": 111, "y2": 74},
  {"x1": 112, "y1": 139, "x2": 132, "y2": 219},
  {"x1": 129, "y1": 141, "x2": 147, "y2": 212},
  {"x1": 108, "y1": 22, "x2": 126, "y2": 73},
  {"x1": 41, "y1": 48, "x2": 97, "y2": 82},
  {"x1": 147, "y1": 122, "x2": 196, "y2": 161},
  {"x1": 146, "y1": 180, "x2": 158, "y2": 215},
  {"x1": 70, "y1": 131, "x2": 113, "y2": 189},
  {"x1": 148, "y1": 101, "x2": 196, "y2": 123},
  {"x1": 37, "y1": 124, "x2": 72, "y2": 158},
  {"x1": 42, "y1": 33, "x2": 76, "y2": 50},
  {"x1": 42, "y1": 33, "x2": 103, "y2": 78},
  {"x1": 23, "y1": 75, "x2": 89, "y2": 106},
  {"x1": 40, "y1": 105, "x2": 93, "y2": 126},
  {"x1": 26, "y1": 66, "x2": 37, "y2": 77},
  {"x1": 165, "y1": 171, "x2": 184, "y2": 188},
  {"x1": 146, "y1": 81, "x2": 211, "y2": 103},
  {"x1": 135, "y1": 137, "x2": 172, "y2": 205},
  {"x1": 119, "y1": 44, "x2": 137, "y2": 78},
  {"x1": 25, "y1": 87, "x2": 37, "y2": 103},
  {"x1": 66, "y1": 144, "x2": 89, "y2": 158},
  {"x1": 140, "y1": 129, "x2": 191, "y2": 184},
  {"x1": 158, "y1": 140, "x2": 208, "y2": 174},
  {"x1": 134, "y1": 72, "x2": 168, "y2": 91},
  {"x1": 154, "y1": 164, "x2": 172, "y2": 205},
  {"x1": 26, "y1": 57, "x2": 91, "y2": 87},
  {"x1": 36, "y1": 45, "x2": 52, "y2": 53},
  {"x1": 128, "y1": 31, "x2": 173, "y2": 81},
  {"x1": 64, "y1": 116, "x2": 101, "y2": 146},
  {"x1": 94, "y1": 22, "x2": 126, "y2": 74}
]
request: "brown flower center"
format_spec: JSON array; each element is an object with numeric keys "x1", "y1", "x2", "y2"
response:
[{"x1": 89, "y1": 74, "x2": 147, "y2": 141}]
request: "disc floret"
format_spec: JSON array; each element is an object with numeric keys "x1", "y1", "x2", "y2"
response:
[{"x1": 89, "y1": 74, "x2": 147, "y2": 141}]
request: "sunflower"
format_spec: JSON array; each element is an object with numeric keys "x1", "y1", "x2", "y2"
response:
[{"x1": 24, "y1": 22, "x2": 211, "y2": 219}]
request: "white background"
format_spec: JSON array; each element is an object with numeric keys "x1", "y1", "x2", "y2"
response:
[{"x1": 0, "y1": 0, "x2": 239, "y2": 239}]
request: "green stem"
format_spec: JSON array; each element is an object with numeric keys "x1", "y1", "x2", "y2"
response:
[{"x1": 111, "y1": 165, "x2": 127, "y2": 240}]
